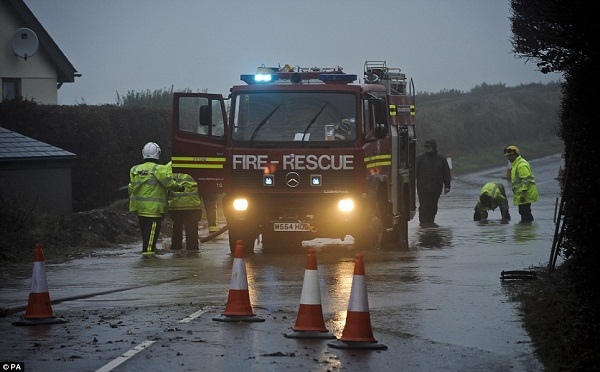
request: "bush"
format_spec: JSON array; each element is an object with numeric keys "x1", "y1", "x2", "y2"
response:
[{"x1": 0, "y1": 99, "x2": 171, "y2": 211}]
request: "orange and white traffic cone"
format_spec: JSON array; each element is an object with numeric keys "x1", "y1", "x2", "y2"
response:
[
  {"x1": 13, "y1": 244, "x2": 66, "y2": 326},
  {"x1": 285, "y1": 248, "x2": 335, "y2": 339},
  {"x1": 328, "y1": 253, "x2": 387, "y2": 350},
  {"x1": 213, "y1": 240, "x2": 264, "y2": 323}
]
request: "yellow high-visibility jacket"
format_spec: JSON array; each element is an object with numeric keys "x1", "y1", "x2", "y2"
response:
[
  {"x1": 510, "y1": 156, "x2": 539, "y2": 205},
  {"x1": 128, "y1": 161, "x2": 180, "y2": 217},
  {"x1": 168, "y1": 173, "x2": 202, "y2": 210},
  {"x1": 476, "y1": 182, "x2": 510, "y2": 219}
]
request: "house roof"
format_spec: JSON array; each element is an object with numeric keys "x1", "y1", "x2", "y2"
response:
[
  {"x1": 0, "y1": 127, "x2": 76, "y2": 161},
  {"x1": 5, "y1": 0, "x2": 79, "y2": 84}
]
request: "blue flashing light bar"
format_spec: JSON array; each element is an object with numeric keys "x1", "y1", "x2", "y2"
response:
[
  {"x1": 319, "y1": 74, "x2": 357, "y2": 83},
  {"x1": 241, "y1": 74, "x2": 278, "y2": 85},
  {"x1": 240, "y1": 72, "x2": 356, "y2": 85},
  {"x1": 255, "y1": 74, "x2": 272, "y2": 82}
]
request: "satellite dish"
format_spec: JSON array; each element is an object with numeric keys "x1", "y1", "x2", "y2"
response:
[{"x1": 11, "y1": 28, "x2": 39, "y2": 60}]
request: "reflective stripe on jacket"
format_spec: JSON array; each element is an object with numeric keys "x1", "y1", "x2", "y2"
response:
[
  {"x1": 128, "y1": 162, "x2": 180, "y2": 217},
  {"x1": 510, "y1": 156, "x2": 539, "y2": 205},
  {"x1": 168, "y1": 173, "x2": 202, "y2": 210}
]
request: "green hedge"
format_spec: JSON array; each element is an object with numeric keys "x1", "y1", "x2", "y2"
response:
[{"x1": 1, "y1": 100, "x2": 171, "y2": 211}]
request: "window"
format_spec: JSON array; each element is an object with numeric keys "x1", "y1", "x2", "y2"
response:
[
  {"x1": 2, "y1": 79, "x2": 20, "y2": 100},
  {"x1": 232, "y1": 92, "x2": 357, "y2": 143},
  {"x1": 177, "y1": 96, "x2": 224, "y2": 137},
  {"x1": 362, "y1": 100, "x2": 373, "y2": 134}
]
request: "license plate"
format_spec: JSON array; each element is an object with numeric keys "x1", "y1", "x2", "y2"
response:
[{"x1": 273, "y1": 222, "x2": 311, "y2": 231}]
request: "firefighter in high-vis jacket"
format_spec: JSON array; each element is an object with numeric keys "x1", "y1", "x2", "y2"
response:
[
  {"x1": 167, "y1": 165, "x2": 203, "y2": 251},
  {"x1": 129, "y1": 142, "x2": 183, "y2": 256},
  {"x1": 473, "y1": 182, "x2": 511, "y2": 223},
  {"x1": 504, "y1": 145, "x2": 539, "y2": 222}
]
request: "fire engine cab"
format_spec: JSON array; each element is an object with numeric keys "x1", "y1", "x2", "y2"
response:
[{"x1": 171, "y1": 61, "x2": 417, "y2": 253}]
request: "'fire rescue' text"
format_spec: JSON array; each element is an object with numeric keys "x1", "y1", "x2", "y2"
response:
[{"x1": 233, "y1": 154, "x2": 354, "y2": 170}]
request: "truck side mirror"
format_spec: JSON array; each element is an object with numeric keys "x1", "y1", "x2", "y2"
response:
[
  {"x1": 374, "y1": 98, "x2": 388, "y2": 139},
  {"x1": 199, "y1": 105, "x2": 211, "y2": 126},
  {"x1": 375, "y1": 123, "x2": 388, "y2": 139}
]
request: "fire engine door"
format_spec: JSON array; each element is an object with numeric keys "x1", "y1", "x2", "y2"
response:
[{"x1": 171, "y1": 93, "x2": 229, "y2": 193}]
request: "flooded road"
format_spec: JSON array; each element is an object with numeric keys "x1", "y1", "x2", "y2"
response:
[{"x1": 0, "y1": 154, "x2": 563, "y2": 371}]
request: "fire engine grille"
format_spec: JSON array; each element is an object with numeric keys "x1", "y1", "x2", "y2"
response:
[{"x1": 233, "y1": 170, "x2": 357, "y2": 191}]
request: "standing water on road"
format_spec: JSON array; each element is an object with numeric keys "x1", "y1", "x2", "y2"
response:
[{"x1": 0, "y1": 154, "x2": 562, "y2": 371}]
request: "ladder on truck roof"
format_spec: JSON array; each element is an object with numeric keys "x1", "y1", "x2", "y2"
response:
[{"x1": 364, "y1": 60, "x2": 407, "y2": 96}]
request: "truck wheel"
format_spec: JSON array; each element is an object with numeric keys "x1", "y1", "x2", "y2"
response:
[
  {"x1": 382, "y1": 193, "x2": 410, "y2": 250},
  {"x1": 396, "y1": 212, "x2": 410, "y2": 249},
  {"x1": 353, "y1": 216, "x2": 379, "y2": 251},
  {"x1": 382, "y1": 218, "x2": 408, "y2": 250},
  {"x1": 374, "y1": 213, "x2": 388, "y2": 250}
]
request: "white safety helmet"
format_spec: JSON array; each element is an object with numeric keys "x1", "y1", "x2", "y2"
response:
[{"x1": 142, "y1": 142, "x2": 161, "y2": 160}]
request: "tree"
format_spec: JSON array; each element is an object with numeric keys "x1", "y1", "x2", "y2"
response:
[
  {"x1": 511, "y1": 1, "x2": 600, "y2": 277},
  {"x1": 510, "y1": 0, "x2": 596, "y2": 73}
]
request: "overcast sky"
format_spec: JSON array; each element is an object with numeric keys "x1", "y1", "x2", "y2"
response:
[{"x1": 23, "y1": 0, "x2": 562, "y2": 105}]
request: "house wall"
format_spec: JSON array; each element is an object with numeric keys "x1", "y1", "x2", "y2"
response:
[
  {"x1": 0, "y1": 162, "x2": 73, "y2": 216},
  {"x1": 0, "y1": 1, "x2": 59, "y2": 104}
]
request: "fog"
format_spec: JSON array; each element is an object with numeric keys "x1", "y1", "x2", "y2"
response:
[{"x1": 23, "y1": 0, "x2": 562, "y2": 105}]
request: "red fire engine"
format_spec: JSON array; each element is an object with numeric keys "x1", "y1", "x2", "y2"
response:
[{"x1": 171, "y1": 61, "x2": 417, "y2": 253}]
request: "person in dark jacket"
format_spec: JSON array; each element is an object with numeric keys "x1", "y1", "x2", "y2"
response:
[{"x1": 415, "y1": 139, "x2": 451, "y2": 226}]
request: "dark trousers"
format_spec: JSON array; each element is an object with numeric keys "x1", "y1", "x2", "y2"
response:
[
  {"x1": 170, "y1": 209, "x2": 202, "y2": 250},
  {"x1": 138, "y1": 216, "x2": 162, "y2": 254},
  {"x1": 518, "y1": 203, "x2": 534, "y2": 222},
  {"x1": 202, "y1": 194, "x2": 219, "y2": 232},
  {"x1": 418, "y1": 191, "x2": 441, "y2": 224}
]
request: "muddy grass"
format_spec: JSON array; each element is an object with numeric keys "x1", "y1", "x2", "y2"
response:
[
  {"x1": 1, "y1": 200, "x2": 177, "y2": 265},
  {"x1": 504, "y1": 263, "x2": 600, "y2": 371}
]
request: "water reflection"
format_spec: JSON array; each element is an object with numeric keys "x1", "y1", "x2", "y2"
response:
[
  {"x1": 513, "y1": 222, "x2": 539, "y2": 243},
  {"x1": 415, "y1": 226, "x2": 453, "y2": 249},
  {"x1": 475, "y1": 221, "x2": 510, "y2": 245}
]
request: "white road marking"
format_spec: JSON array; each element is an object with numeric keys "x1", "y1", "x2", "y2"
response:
[
  {"x1": 94, "y1": 340, "x2": 155, "y2": 372},
  {"x1": 94, "y1": 306, "x2": 212, "y2": 371},
  {"x1": 179, "y1": 306, "x2": 213, "y2": 323}
]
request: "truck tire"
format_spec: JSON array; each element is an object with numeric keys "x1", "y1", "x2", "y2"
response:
[
  {"x1": 383, "y1": 216, "x2": 408, "y2": 250},
  {"x1": 353, "y1": 215, "x2": 379, "y2": 251},
  {"x1": 383, "y1": 190, "x2": 410, "y2": 250}
]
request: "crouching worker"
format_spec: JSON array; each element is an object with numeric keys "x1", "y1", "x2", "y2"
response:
[
  {"x1": 473, "y1": 182, "x2": 511, "y2": 224},
  {"x1": 168, "y1": 169, "x2": 202, "y2": 251}
]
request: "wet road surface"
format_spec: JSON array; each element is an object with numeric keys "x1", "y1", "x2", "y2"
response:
[{"x1": 0, "y1": 154, "x2": 563, "y2": 371}]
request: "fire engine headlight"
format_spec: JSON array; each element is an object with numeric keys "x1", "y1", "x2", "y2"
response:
[
  {"x1": 338, "y1": 198, "x2": 354, "y2": 212},
  {"x1": 233, "y1": 198, "x2": 249, "y2": 211}
]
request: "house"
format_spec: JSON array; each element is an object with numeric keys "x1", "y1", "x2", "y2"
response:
[
  {"x1": 1, "y1": 0, "x2": 78, "y2": 215},
  {"x1": 0, "y1": 127, "x2": 76, "y2": 215},
  {"x1": 1, "y1": 0, "x2": 79, "y2": 104}
]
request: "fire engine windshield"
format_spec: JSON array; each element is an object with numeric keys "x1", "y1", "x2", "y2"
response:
[{"x1": 232, "y1": 92, "x2": 357, "y2": 145}]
